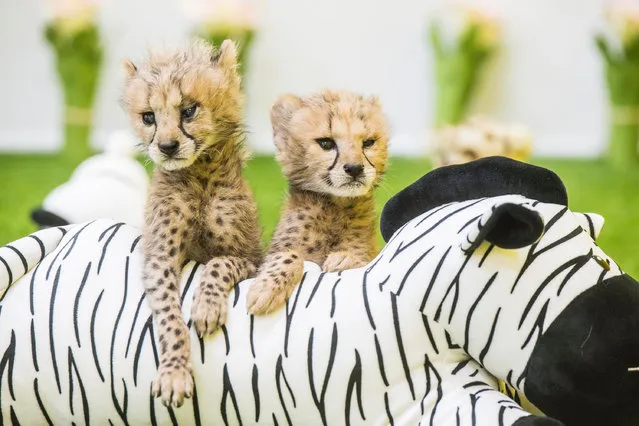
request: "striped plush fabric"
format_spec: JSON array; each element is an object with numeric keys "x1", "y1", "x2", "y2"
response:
[{"x1": 0, "y1": 191, "x2": 635, "y2": 425}]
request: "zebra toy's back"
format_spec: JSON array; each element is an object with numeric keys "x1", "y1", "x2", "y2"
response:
[{"x1": 1, "y1": 156, "x2": 639, "y2": 426}]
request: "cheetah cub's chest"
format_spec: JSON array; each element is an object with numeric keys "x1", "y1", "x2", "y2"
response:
[
  {"x1": 182, "y1": 187, "x2": 234, "y2": 264},
  {"x1": 295, "y1": 198, "x2": 375, "y2": 261}
]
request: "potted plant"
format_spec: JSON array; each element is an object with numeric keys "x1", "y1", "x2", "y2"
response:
[
  {"x1": 429, "y1": 6, "x2": 500, "y2": 127},
  {"x1": 596, "y1": 1, "x2": 639, "y2": 167},
  {"x1": 45, "y1": 0, "x2": 103, "y2": 162}
]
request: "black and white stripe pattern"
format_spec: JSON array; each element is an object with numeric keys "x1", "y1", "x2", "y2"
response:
[{"x1": 0, "y1": 194, "x2": 618, "y2": 425}]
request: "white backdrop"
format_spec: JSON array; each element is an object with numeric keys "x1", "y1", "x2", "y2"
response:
[{"x1": 0, "y1": 0, "x2": 609, "y2": 156}]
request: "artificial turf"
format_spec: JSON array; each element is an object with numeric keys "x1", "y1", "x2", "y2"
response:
[{"x1": 0, "y1": 154, "x2": 637, "y2": 276}]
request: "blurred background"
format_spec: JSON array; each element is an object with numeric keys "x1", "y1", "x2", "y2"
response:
[
  {"x1": 0, "y1": 0, "x2": 622, "y2": 155},
  {"x1": 0, "y1": 0, "x2": 638, "y2": 274}
]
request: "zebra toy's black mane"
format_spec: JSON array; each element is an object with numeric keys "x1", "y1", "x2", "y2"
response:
[{"x1": 380, "y1": 156, "x2": 568, "y2": 241}]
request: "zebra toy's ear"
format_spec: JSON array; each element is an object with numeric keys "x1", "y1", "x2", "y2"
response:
[
  {"x1": 573, "y1": 212, "x2": 605, "y2": 240},
  {"x1": 379, "y1": 156, "x2": 567, "y2": 242},
  {"x1": 461, "y1": 203, "x2": 545, "y2": 253}
]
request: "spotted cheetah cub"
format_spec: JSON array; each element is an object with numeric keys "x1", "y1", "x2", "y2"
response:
[
  {"x1": 122, "y1": 39, "x2": 262, "y2": 407},
  {"x1": 247, "y1": 90, "x2": 389, "y2": 314}
]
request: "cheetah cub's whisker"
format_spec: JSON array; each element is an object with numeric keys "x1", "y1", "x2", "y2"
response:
[
  {"x1": 122, "y1": 39, "x2": 262, "y2": 407},
  {"x1": 247, "y1": 90, "x2": 390, "y2": 314}
]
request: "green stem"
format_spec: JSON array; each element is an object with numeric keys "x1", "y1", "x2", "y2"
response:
[
  {"x1": 430, "y1": 25, "x2": 495, "y2": 127},
  {"x1": 435, "y1": 84, "x2": 465, "y2": 126},
  {"x1": 63, "y1": 122, "x2": 92, "y2": 164},
  {"x1": 608, "y1": 122, "x2": 639, "y2": 168}
]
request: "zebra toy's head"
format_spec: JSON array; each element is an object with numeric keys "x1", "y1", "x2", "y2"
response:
[{"x1": 379, "y1": 156, "x2": 639, "y2": 426}]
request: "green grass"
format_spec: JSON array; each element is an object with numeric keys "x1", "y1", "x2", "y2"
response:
[{"x1": 0, "y1": 154, "x2": 638, "y2": 276}]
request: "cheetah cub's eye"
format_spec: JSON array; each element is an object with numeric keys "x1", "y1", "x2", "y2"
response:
[
  {"x1": 182, "y1": 105, "x2": 198, "y2": 120},
  {"x1": 141, "y1": 112, "x2": 155, "y2": 126},
  {"x1": 363, "y1": 139, "x2": 376, "y2": 148},
  {"x1": 315, "y1": 138, "x2": 336, "y2": 151}
]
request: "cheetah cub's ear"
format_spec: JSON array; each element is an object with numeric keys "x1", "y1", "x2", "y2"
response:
[
  {"x1": 122, "y1": 59, "x2": 137, "y2": 79},
  {"x1": 367, "y1": 94, "x2": 382, "y2": 108},
  {"x1": 270, "y1": 94, "x2": 302, "y2": 151},
  {"x1": 213, "y1": 40, "x2": 240, "y2": 79}
]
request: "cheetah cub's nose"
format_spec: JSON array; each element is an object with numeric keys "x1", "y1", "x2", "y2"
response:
[
  {"x1": 158, "y1": 140, "x2": 180, "y2": 156},
  {"x1": 344, "y1": 163, "x2": 364, "y2": 178}
]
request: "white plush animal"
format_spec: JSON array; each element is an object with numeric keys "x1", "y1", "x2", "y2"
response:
[
  {"x1": 2, "y1": 157, "x2": 639, "y2": 426},
  {"x1": 31, "y1": 130, "x2": 149, "y2": 228},
  {"x1": 430, "y1": 116, "x2": 533, "y2": 167}
]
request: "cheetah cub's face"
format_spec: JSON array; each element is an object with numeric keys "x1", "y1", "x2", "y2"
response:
[
  {"x1": 271, "y1": 90, "x2": 389, "y2": 197},
  {"x1": 121, "y1": 40, "x2": 243, "y2": 171}
]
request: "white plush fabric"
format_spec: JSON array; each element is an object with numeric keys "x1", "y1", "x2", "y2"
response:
[
  {"x1": 39, "y1": 130, "x2": 149, "y2": 227},
  {"x1": 0, "y1": 195, "x2": 615, "y2": 425}
]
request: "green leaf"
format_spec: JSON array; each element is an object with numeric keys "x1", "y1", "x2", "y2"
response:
[
  {"x1": 595, "y1": 34, "x2": 614, "y2": 64},
  {"x1": 623, "y1": 33, "x2": 639, "y2": 61},
  {"x1": 429, "y1": 22, "x2": 445, "y2": 58}
]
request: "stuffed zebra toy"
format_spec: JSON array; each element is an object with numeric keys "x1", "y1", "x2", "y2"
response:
[{"x1": 1, "y1": 157, "x2": 638, "y2": 426}]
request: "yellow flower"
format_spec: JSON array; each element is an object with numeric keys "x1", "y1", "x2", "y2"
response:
[
  {"x1": 622, "y1": 17, "x2": 639, "y2": 44},
  {"x1": 457, "y1": 5, "x2": 501, "y2": 49},
  {"x1": 606, "y1": 2, "x2": 639, "y2": 45},
  {"x1": 46, "y1": 0, "x2": 97, "y2": 35},
  {"x1": 54, "y1": 7, "x2": 96, "y2": 35},
  {"x1": 184, "y1": 0, "x2": 256, "y2": 31}
]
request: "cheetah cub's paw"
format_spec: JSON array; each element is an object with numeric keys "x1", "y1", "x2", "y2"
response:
[
  {"x1": 246, "y1": 275, "x2": 292, "y2": 315},
  {"x1": 191, "y1": 291, "x2": 228, "y2": 337},
  {"x1": 323, "y1": 251, "x2": 368, "y2": 272},
  {"x1": 152, "y1": 360, "x2": 194, "y2": 407}
]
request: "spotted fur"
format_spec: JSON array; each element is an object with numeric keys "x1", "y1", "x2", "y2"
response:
[
  {"x1": 122, "y1": 39, "x2": 262, "y2": 407},
  {"x1": 247, "y1": 90, "x2": 389, "y2": 314}
]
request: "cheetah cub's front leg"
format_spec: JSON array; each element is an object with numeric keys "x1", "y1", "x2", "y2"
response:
[
  {"x1": 323, "y1": 251, "x2": 369, "y2": 272},
  {"x1": 247, "y1": 251, "x2": 304, "y2": 315},
  {"x1": 142, "y1": 208, "x2": 193, "y2": 407},
  {"x1": 192, "y1": 256, "x2": 256, "y2": 335},
  {"x1": 248, "y1": 207, "x2": 308, "y2": 314},
  {"x1": 191, "y1": 189, "x2": 263, "y2": 334},
  {"x1": 323, "y1": 226, "x2": 374, "y2": 272}
]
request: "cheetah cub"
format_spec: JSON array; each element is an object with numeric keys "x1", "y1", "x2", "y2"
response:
[
  {"x1": 247, "y1": 90, "x2": 389, "y2": 314},
  {"x1": 122, "y1": 40, "x2": 262, "y2": 407}
]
